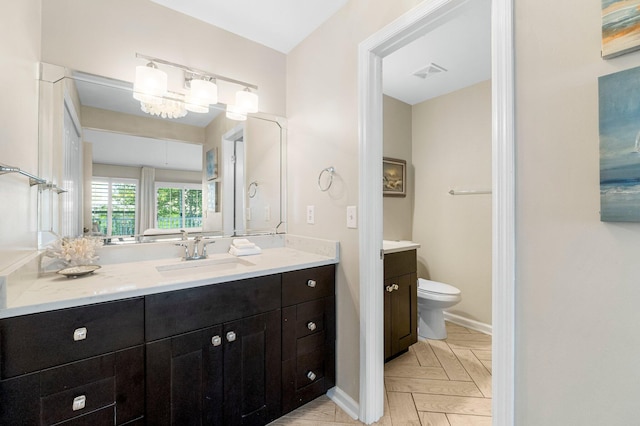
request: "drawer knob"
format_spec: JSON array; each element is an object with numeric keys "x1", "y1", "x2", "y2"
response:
[
  {"x1": 211, "y1": 335, "x2": 222, "y2": 347},
  {"x1": 307, "y1": 371, "x2": 317, "y2": 381},
  {"x1": 72, "y1": 395, "x2": 86, "y2": 411},
  {"x1": 307, "y1": 279, "x2": 317, "y2": 288},
  {"x1": 73, "y1": 327, "x2": 87, "y2": 341},
  {"x1": 226, "y1": 331, "x2": 237, "y2": 342},
  {"x1": 307, "y1": 321, "x2": 317, "y2": 331}
]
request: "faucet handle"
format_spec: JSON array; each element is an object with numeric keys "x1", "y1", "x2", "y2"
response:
[{"x1": 201, "y1": 239, "x2": 215, "y2": 258}]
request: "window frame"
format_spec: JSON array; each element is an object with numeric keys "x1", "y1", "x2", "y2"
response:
[{"x1": 154, "y1": 181, "x2": 203, "y2": 230}]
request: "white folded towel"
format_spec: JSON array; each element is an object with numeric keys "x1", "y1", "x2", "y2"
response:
[
  {"x1": 229, "y1": 246, "x2": 262, "y2": 256},
  {"x1": 232, "y1": 238, "x2": 256, "y2": 249}
]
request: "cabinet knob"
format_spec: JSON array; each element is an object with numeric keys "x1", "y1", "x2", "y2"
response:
[
  {"x1": 73, "y1": 327, "x2": 87, "y2": 341},
  {"x1": 307, "y1": 321, "x2": 317, "y2": 331},
  {"x1": 211, "y1": 335, "x2": 222, "y2": 347},
  {"x1": 392, "y1": 284, "x2": 399, "y2": 290},
  {"x1": 72, "y1": 395, "x2": 86, "y2": 411},
  {"x1": 386, "y1": 285, "x2": 394, "y2": 293},
  {"x1": 307, "y1": 371, "x2": 317, "y2": 381},
  {"x1": 307, "y1": 279, "x2": 317, "y2": 288},
  {"x1": 226, "y1": 331, "x2": 237, "y2": 342}
]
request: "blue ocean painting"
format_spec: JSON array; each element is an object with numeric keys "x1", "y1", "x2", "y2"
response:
[
  {"x1": 599, "y1": 65, "x2": 640, "y2": 221},
  {"x1": 602, "y1": 0, "x2": 640, "y2": 58}
]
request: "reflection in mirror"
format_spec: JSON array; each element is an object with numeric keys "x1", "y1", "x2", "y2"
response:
[{"x1": 38, "y1": 66, "x2": 286, "y2": 245}]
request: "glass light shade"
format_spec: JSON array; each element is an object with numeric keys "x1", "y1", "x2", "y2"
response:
[
  {"x1": 185, "y1": 93, "x2": 209, "y2": 113},
  {"x1": 133, "y1": 64, "x2": 167, "y2": 100},
  {"x1": 190, "y1": 79, "x2": 218, "y2": 105},
  {"x1": 235, "y1": 89, "x2": 259, "y2": 113},
  {"x1": 226, "y1": 104, "x2": 247, "y2": 121}
]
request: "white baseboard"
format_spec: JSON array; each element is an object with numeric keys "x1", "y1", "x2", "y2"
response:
[
  {"x1": 443, "y1": 312, "x2": 492, "y2": 335},
  {"x1": 327, "y1": 386, "x2": 359, "y2": 420}
]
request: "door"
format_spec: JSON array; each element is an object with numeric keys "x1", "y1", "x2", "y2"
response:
[{"x1": 223, "y1": 310, "x2": 281, "y2": 425}]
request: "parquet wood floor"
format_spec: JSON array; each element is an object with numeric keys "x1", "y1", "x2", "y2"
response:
[{"x1": 270, "y1": 322, "x2": 492, "y2": 425}]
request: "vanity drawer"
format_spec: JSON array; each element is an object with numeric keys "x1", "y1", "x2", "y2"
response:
[
  {"x1": 0, "y1": 346, "x2": 143, "y2": 426},
  {"x1": 282, "y1": 264, "x2": 335, "y2": 306},
  {"x1": 384, "y1": 250, "x2": 417, "y2": 279},
  {"x1": 0, "y1": 298, "x2": 144, "y2": 378},
  {"x1": 295, "y1": 350, "x2": 325, "y2": 390},
  {"x1": 145, "y1": 274, "x2": 281, "y2": 341},
  {"x1": 56, "y1": 405, "x2": 115, "y2": 426}
]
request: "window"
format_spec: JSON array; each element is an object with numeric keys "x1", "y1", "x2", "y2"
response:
[
  {"x1": 155, "y1": 183, "x2": 202, "y2": 229},
  {"x1": 91, "y1": 178, "x2": 137, "y2": 237}
]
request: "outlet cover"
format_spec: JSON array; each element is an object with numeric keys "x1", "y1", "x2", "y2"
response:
[{"x1": 306, "y1": 205, "x2": 315, "y2": 224}]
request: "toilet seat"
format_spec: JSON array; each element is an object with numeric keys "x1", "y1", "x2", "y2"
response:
[{"x1": 418, "y1": 279, "x2": 461, "y2": 296}]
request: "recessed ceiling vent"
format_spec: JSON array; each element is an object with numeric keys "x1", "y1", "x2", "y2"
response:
[{"x1": 413, "y1": 62, "x2": 448, "y2": 79}]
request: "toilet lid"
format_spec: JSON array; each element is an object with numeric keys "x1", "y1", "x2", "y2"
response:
[{"x1": 418, "y1": 279, "x2": 461, "y2": 296}]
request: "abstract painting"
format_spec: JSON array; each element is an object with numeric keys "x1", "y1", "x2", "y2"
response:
[
  {"x1": 602, "y1": 0, "x2": 640, "y2": 59},
  {"x1": 599, "y1": 65, "x2": 640, "y2": 221},
  {"x1": 205, "y1": 148, "x2": 217, "y2": 180},
  {"x1": 383, "y1": 157, "x2": 406, "y2": 197}
]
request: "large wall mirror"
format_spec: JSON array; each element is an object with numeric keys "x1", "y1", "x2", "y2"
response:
[{"x1": 38, "y1": 63, "x2": 286, "y2": 246}]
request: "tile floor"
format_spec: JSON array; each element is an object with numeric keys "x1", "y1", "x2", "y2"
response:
[{"x1": 271, "y1": 322, "x2": 492, "y2": 426}]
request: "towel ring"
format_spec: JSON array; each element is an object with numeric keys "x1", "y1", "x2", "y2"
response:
[
  {"x1": 248, "y1": 181, "x2": 258, "y2": 198},
  {"x1": 318, "y1": 167, "x2": 335, "y2": 192}
]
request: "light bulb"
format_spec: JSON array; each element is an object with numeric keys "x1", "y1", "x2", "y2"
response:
[{"x1": 235, "y1": 89, "x2": 258, "y2": 113}]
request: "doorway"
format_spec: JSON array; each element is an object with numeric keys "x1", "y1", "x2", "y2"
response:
[{"x1": 357, "y1": 0, "x2": 515, "y2": 424}]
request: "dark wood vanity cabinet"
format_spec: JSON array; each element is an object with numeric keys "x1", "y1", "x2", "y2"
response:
[
  {"x1": 0, "y1": 264, "x2": 336, "y2": 426},
  {"x1": 145, "y1": 275, "x2": 282, "y2": 426},
  {"x1": 0, "y1": 298, "x2": 145, "y2": 425},
  {"x1": 384, "y1": 250, "x2": 418, "y2": 361},
  {"x1": 281, "y1": 265, "x2": 336, "y2": 415}
]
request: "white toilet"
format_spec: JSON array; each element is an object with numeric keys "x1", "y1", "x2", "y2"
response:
[{"x1": 417, "y1": 278, "x2": 462, "y2": 340}]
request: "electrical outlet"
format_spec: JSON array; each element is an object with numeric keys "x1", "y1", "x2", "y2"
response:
[
  {"x1": 306, "y1": 205, "x2": 315, "y2": 224},
  {"x1": 347, "y1": 205, "x2": 357, "y2": 229}
]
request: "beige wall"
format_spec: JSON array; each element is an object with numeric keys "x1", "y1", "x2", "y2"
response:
[
  {"x1": 383, "y1": 95, "x2": 414, "y2": 241},
  {"x1": 287, "y1": 0, "x2": 423, "y2": 403},
  {"x1": 0, "y1": 0, "x2": 41, "y2": 270},
  {"x1": 412, "y1": 80, "x2": 492, "y2": 325},
  {"x1": 516, "y1": 0, "x2": 640, "y2": 423},
  {"x1": 41, "y1": 0, "x2": 286, "y2": 117}
]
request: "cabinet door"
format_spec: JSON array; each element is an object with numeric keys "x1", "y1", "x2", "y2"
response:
[
  {"x1": 224, "y1": 310, "x2": 281, "y2": 426},
  {"x1": 385, "y1": 272, "x2": 418, "y2": 360},
  {"x1": 146, "y1": 325, "x2": 224, "y2": 425}
]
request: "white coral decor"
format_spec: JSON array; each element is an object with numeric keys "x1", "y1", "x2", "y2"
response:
[{"x1": 47, "y1": 237, "x2": 103, "y2": 266}]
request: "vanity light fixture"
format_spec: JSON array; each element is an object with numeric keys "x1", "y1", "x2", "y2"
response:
[
  {"x1": 134, "y1": 53, "x2": 259, "y2": 120},
  {"x1": 133, "y1": 62, "x2": 167, "y2": 104},
  {"x1": 235, "y1": 88, "x2": 259, "y2": 113},
  {"x1": 226, "y1": 104, "x2": 247, "y2": 121}
]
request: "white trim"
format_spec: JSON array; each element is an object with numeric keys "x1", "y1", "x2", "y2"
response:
[
  {"x1": 358, "y1": 0, "x2": 515, "y2": 424},
  {"x1": 443, "y1": 312, "x2": 493, "y2": 335},
  {"x1": 491, "y1": 0, "x2": 516, "y2": 424},
  {"x1": 327, "y1": 386, "x2": 359, "y2": 420}
]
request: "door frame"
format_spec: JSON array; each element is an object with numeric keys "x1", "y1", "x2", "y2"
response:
[{"x1": 357, "y1": 0, "x2": 515, "y2": 424}]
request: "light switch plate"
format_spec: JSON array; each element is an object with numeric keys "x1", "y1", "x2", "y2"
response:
[
  {"x1": 306, "y1": 205, "x2": 315, "y2": 224},
  {"x1": 347, "y1": 206, "x2": 357, "y2": 229}
]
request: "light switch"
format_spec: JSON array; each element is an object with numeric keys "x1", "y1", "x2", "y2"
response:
[
  {"x1": 306, "y1": 205, "x2": 315, "y2": 224},
  {"x1": 347, "y1": 206, "x2": 357, "y2": 229}
]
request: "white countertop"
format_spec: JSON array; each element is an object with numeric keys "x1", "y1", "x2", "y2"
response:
[
  {"x1": 383, "y1": 240, "x2": 421, "y2": 254},
  {"x1": 0, "y1": 235, "x2": 339, "y2": 319}
]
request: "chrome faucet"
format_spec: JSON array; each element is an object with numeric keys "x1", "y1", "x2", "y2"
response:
[{"x1": 175, "y1": 236, "x2": 214, "y2": 261}]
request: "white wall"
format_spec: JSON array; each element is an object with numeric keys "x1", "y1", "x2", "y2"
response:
[
  {"x1": 41, "y1": 0, "x2": 286, "y2": 117},
  {"x1": 287, "y1": 0, "x2": 423, "y2": 403},
  {"x1": 383, "y1": 95, "x2": 414, "y2": 241},
  {"x1": 516, "y1": 0, "x2": 640, "y2": 423},
  {"x1": 0, "y1": 0, "x2": 41, "y2": 271},
  {"x1": 412, "y1": 80, "x2": 492, "y2": 325}
]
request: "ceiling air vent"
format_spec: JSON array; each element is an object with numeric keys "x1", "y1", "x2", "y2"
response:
[{"x1": 413, "y1": 63, "x2": 448, "y2": 79}]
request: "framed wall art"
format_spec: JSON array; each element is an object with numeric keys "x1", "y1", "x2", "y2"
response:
[
  {"x1": 602, "y1": 0, "x2": 640, "y2": 59},
  {"x1": 383, "y1": 157, "x2": 406, "y2": 197},
  {"x1": 205, "y1": 148, "x2": 218, "y2": 180},
  {"x1": 599, "y1": 65, "x2": 640, "y2": 221}
]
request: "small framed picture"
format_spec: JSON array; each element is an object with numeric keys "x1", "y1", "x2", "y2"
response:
[
  {"x1": 205, "y1": 148, "x2": 218, "y2": 181},
  {"x1": 383, "y1": 157, "x2": 406, "y2": 197}
]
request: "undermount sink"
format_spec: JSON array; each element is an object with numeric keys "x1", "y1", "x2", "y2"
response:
[{"x1": 156, "y1": 256, "x2": 255, "y2": 278}]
